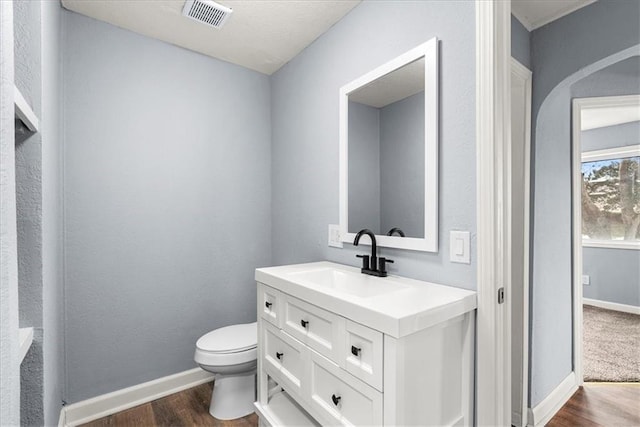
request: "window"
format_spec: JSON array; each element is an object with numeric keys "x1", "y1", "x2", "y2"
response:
[{"x1": 582, "y1": 145, "x2": 640, "y2": 248}]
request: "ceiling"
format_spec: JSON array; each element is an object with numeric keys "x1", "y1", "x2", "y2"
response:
[
  {"x1": 581, "y1": 106, "x2": 640, "y2": 131},
  {"x1": 61, "y1": 0, "x2": 361, "y2": 75},
  {"x1": 349, "y1": 58, "x2": 425, "y2": 109},
  {"x1": 511, "y1": 0, "x2": 596, "y2": 31},
  {"x1": 62, "y1": 1, "x2": 602, "y2": 75}
]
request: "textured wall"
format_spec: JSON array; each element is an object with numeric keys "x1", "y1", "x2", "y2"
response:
[
  {"x1": 582, "y1": 120, "x2": 640, "y2": 152},
  {"x1": 511, "y1": 15, "x2": 531, "y2": 69},
  {"x1": 14, "y1": 0, "x2": 45, "y2": 424},
  {"x1": 41, "y1": 0, "x2": 64, "y2": 424},
  {"x1": 348, "y1": 101, "x2": 381, "y2": 233},
  {"x1": 0, "y1": 0, "x2": 20, "y2": 424},
  {"x1": 379, "y1": 92, "x2": 425, "y2": 238},
  {"x1": 529, "y1": 0, "x2": 639, "y2": 407},
  {"x1": 271, "y1": 1, "x2": 476, "y2": 288},
  {"x1": 583, "y1": 248, "x2": 640, "y2": 306},
  {"x1": 62, "y1": 11, "x2": 272, "y2": 403},
  {"x1": 579, "y1": 82, "x2": 640, "y2": 308}
]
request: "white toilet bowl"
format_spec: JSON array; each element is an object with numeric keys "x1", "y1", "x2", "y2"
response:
[{"x1": 194, "y1": 322, "x2": 257, "y2": 420}]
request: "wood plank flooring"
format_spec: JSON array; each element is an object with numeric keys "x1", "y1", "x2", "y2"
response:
[
  {"x1": 81, "y1": 382, "x2": 258, "y2": 427},
  {"x1": 81, "y1": 381, "x2": 640, "y2": 426},
  {"x1": 547, "y1": 383, "x2": 640, "y2": 426}
]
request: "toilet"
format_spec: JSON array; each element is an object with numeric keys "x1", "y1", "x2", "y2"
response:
[{"x1": 194, "y1": 322, "x2": 257, "y2": 420}]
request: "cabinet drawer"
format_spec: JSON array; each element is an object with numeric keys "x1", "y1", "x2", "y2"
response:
[
  {"x1": 308, "y1": 351, "x2": 382, "y2": 427},
  {"x1": 263, "y1": 322, "x2": 306, "y2": 396},
  {"x1": 283, "y1": 295, "x2": 344, "y2": 361},
  {"x1": 344, "y1": 319, "x2": 383, "y2": 391},
  {"x1": 259, "y1": 284, "x2": 282, "y2": 327}
]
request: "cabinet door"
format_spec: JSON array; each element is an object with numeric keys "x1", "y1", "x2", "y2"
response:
[
  {"x1": 282, "y1": 294, "x2": 344, "y2": 362},
  {"x1": 263, "y1": 321, "x2": 306, "y2": 397},
  {"x1": 259, "y1": 283, "x2": 282, "y2": 327},
  {"x1": 308, "y1": 351, "x2": 382, "y2": 426},
  {"x1": 343, "y1": 319, "x2": 383, "y2": 391}
]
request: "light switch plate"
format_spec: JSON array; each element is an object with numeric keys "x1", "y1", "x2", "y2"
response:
[
  {"x1": 328, "y1": 224, "x2": 343, "y2": 248},
  {"x1": 450, "y1": 231, "x2": 470, "y2": 264}
]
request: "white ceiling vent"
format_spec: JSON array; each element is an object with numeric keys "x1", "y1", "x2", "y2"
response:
[{"x1": 182, "y1": 0, "x2": 232, "y2": 29}]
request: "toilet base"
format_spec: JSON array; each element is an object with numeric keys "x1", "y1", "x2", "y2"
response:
[{"x1": 210, "y1": 372, "x2": 256, "y2": 420}]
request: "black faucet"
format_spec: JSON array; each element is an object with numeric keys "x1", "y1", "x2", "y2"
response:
[
  {"x1": 353, "y1": 229, "x2": 394, "y2": 277},
  {"x1": 386, "y1": 227, "x2": 406, "y2": 237}
]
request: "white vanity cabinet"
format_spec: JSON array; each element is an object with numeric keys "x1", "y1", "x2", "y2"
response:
[{"x1": 253, "y1": 262, "x2": 476, "y2": 427}]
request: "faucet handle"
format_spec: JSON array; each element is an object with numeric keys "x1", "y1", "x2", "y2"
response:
[
  {"x1": 378, "y1": 257, "x2": 394, "y2": 276},
  {"x1": 356, "y1": 254, "x2": 370, "y2": 271}
]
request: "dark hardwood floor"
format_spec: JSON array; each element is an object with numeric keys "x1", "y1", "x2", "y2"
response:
[
  {"x1": 547, "y1": 383, "x2": 640, "y2": 426},
  {"x1": 81, "y1": 382, "x2": 258, "y2": 427},
  {"x1": 80, "y1": 381, "x2": 640, "y2": 426}
]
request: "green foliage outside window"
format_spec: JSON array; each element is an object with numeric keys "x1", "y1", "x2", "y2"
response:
[{"x1": 582, "y1": 156, "x2": 640, "y2": 241}]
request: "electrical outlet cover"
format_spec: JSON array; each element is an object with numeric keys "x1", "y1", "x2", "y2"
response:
[{"x1": 328, "y1": 224, "x2": 343, "y2": 248}]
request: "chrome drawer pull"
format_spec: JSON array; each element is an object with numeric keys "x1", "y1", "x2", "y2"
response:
[
  {"x1": 276, "y1": 352, "x2": 283, "y2": 360},
  {"x1": 351, "y1": 345, "x2": 361, "y2": 356},
  {"x1": 300, "y1": 319, "x2": 309, "y2": 328},
  {"x1": 331, "y1": 394, "x2": 341, "y2": 406}
]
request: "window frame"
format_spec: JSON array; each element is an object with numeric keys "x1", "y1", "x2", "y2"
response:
[{"x1": 581, "y1": 143, "x2": 640, "y2": 250}]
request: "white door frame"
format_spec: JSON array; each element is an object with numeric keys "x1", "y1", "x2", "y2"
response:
[
  {"x1": 475, "y1": 1, "x2": 512, "y2": 425},
  {"x1": 510, "y1": 57, "x2": 532, "y2": 427},
  {"x1": 571, "y1": 94, "x2": 640, "y2": 387}
]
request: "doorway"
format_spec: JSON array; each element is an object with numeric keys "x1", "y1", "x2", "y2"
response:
[
  {"x1": 510, "y1": 58, "x2": 532, "y2": 427},
  {"x1": 572, "y1": 95, "x2": 640, "y2": 387}
]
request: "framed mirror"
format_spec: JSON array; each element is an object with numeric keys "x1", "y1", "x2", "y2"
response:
[{"x1": 339, "y1": 38, "x2": 438, "y2": 252}]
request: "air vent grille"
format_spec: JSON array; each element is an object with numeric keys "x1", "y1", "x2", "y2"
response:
[{"x1": 182, "y1": 0, "x2": 232, "y2": 29}]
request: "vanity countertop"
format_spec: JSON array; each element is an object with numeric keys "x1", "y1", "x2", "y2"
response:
[{"x1": 255, "y1": 261, "x2": 476, "y2": 338}]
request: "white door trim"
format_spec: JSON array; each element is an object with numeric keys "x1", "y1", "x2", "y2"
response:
[
  {"x1": 475, "y1": 1, "x2": 512, "y2": 425},
  {"x1": 571, "y1": 94, "x2": 640, "y2": 388},
  {"x1": 510, "y1": 57, "x2": 532, "y2": 427}
]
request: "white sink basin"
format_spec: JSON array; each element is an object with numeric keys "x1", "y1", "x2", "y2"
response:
[
  {"x1": 255, "y1": 261, "x2": 477, "y2": 338},
  {"x1": 286, "y1": 268, "x2": 409, "y2": 298}
]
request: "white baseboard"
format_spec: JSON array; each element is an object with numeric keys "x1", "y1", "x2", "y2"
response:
[
  {"x1": 63, "y1": 368, "x2": 214, "y2": 426},
  {"x1": 58, "y1": 406, "x2": 66, "y2": 427},
  {"x1": 527, "y1": 371, "x2": 577, "y2": 427},
  {"x1": 583, "y1": 298, "x2": 640, "y2": 315}
]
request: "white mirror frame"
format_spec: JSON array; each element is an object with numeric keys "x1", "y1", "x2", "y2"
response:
[{"x1": 339, "y1": 38, "x2": 439, "y2": 252}]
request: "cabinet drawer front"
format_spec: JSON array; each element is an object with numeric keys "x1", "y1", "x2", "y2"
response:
[
  {"x1": 344, "y1": 319, "x2": 383, "y2": 391},
  {"x1": 259, "y1": 284, "x2": 281, "y2": 327},
  {"x1": 263, "y1": 322, "x2": 305, "y2": 395},
  {"x1": 309, "y1": 352, "x2": 382, "y2": 426},
  {"x1": 283, "y1": 295, "x2": 343, "y2": 361}
]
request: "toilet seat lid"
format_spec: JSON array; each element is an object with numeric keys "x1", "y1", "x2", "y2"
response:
[{"x1": 196, "y1": 322, "x2": 257, "y2": 354}]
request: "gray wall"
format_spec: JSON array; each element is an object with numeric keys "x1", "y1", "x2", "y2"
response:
[
  {"x1": 14, "y1": 0, "x2": 45, "y2": 424},
  {"x1": 0, "y1": 0, "x2": 20, "y2": 424},
  {"x1": 41, "y1": 0, "x2": 64, "y2": 424},
  {"x1": 529, "y1": 0, "x2": 640, "y2": 407},
  {"x1": 583, "y1": 248, "x2": 640, "y2": 306},
  {"x1": 511, "y1": 15, "x2": 531, "y2": 69},
  {"x1": 348, "y1": 101, "x2": 381, "y2": 233},
  {"x1": 581, "y1": 118, "x2": 640, "y2": 308},
  {"x1": 271, "y1": 1, "x2": 476, "y2": 289},
  {"x1": 380, "y1": 92, "x2": 425, "y2": 238},
  {"x1": 62, "y1": 11, "x2": 272, "y2": 403},
  {"x1": 582, "y1": 120, "x2": 640, "y2": 152}
]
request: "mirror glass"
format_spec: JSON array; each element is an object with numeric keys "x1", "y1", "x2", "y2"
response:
[
  {"x1": 339, "y1": 39, "x2": 438, "y2": 252},
  {"x1": 347, "y1": 58, "x2": 425, "y2": 238}
]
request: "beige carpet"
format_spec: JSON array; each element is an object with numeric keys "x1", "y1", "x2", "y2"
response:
[{"x1": 583, "y1": 304, "x2": 640, "y2": 382}]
